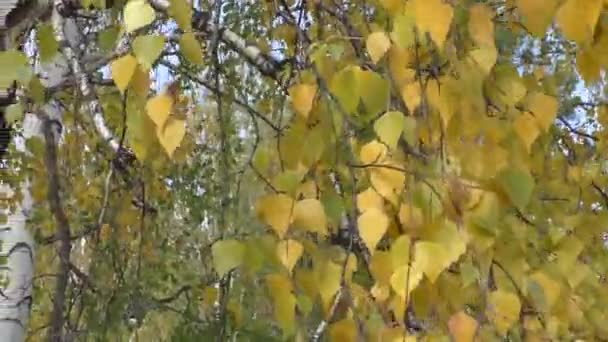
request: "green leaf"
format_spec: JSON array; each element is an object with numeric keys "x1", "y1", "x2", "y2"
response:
[
  {"x1": 0, "y1": 50, "x2": 31, "y2": 88},
  {"x1": 212, "y1": 239, "x2": 245, "y2": 277},
  {"x1": 5, "y1": 103, "x2": 23, "y2": 124},
  {"x1": 180, "y1": 32, "x2": 204, "y2": 65},
  {"x1": 374, "y1": 111, "x2": 405, "y2": 150},
  {"x1": 98, "y1": 26, "x2": 120, "y2": 52},
  {"x1": 402, "y1": 116, "x2": 417, "y2": 146},
  {"x1": 496, "y1": 167, "x2": 535, "y2": 210},
  {"x1": 37, "y1": 24, "x2": 59, "y2": 63},
  {"x1": 132, "y1": 35, "x2": 165, "y2": 70}
]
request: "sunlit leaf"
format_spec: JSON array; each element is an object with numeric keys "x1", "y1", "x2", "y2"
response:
[
  {"x1": 256, "y1": 194, "x2": 294, "y2": 238},
  {"x1": 409, "y1": 0, "x2": 454, "y2": 47},
  {"x1": 293, "y1": 198, "x2": 327, "y2": 236},
  {"x1": 366, "y1": 31, "x2": 391, "y2": 64},
  {"x1": 276, "y1": 239, "x2": 304, "y2": 273},
  {"x1": 358, "y1": 208, "x2": 389, "y2": 254},
  {"x1": 290, "y1": 83, "x2": 317, "y2": 119},
  {"x1": 157, "y1": 118, "x2": 186, "y2": 158},
  {"x1": 111, "y1": 54, "x2": 138, "y2": 93},
  {"x1": 124, "y1": 0, "x2": 156, "y2": 33}
]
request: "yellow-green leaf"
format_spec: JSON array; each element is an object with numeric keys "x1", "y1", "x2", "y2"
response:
[
  {"x1": 180, "y1": 32, "x2": 204, "y2": 65},
  {"x1": 487, "y1": 290, "x2": 521, "y2": 335},
  {"x1": 390, "y1": 234, "x2": 411, "y2": 267},
  {"x1": 212, "y1": 239, "x2": 245, "y2": 277},
  {"x1": 124, "y1": 0, "x2": 156, "y2": 33},
  {"x1": 496, "y1": 167, "x2": 535, "y2": 211},
  {"x1": 37, "y1": 24, "x2": 59, "y2": 63},
  {"x1": 168, "y1": 0, "x2": 192, "y2": 31},
  {"x1": 374, "y1": 111, "x2": 405, "y2": 150},
  {"x1": 132, "y1": 35, "x2": 165, "y2": 70}
]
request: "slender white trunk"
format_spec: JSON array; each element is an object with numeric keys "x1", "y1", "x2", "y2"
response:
[{"x1": 0, "y1": 114, "x2": 39, "y2": 342}]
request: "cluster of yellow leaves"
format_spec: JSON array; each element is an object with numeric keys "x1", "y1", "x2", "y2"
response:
[{"x1": 141, "y1": 0, "x2": 608, "y2": 339}]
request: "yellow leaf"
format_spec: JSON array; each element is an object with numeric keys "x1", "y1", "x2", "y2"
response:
[
  {"x1": 146, "y1": 94, "x2": 174, "y2": 128},
  {"x1": 517, "y1": 0, "x2": 558, "y2": 36},
  {"x1": 448, "y1": 311, "x2": 478, "y2": 342},
  {"x1": 487, "y1": 290, "x2": 521, "y2": 335},
  {"x1": 266, "y1": 274, "x2": 296, "y2": 335},
  {"x1": 168, "y1": 0, "x2": 192, "y2": 31},
  {"x1": 410, "y1": 0, "x2": 454, "y2": 47},
  {"x1": 212, "y1": 239, "x2": 245, "y2": 277},
  {"x1": 398, "y1": 203, "x2": 423, "y2": 231},
  {"x1": 157, "y1": 118, "x2": 186, "y2": 157},
  {"x1": 255, "y1": 194, "x2": 294, "y2": 238},
  {"x1": 276, "y1": 239, "x2": 304, "y2": 273},
  {"x1": 468, "y1": 4, "x2": 494, "y2": 47},
  {"x1": 401, "y1": 82, "x2": 421, "y2": 113},
  {"x1": 111, "y1": 54, "x2": 137, "y2": 93},
  {"x1": 123, "y1": 0, "x2": 156, "y2": 33},
  {"x1": 370, "y1": 161, "x2": 405, "y2": 203},
  {"x1": 293, "y1": 198, "x2": 327, "y2": 235},
  {"x1": 130, "y1": 65, "x2": 150, "y2": 97},
  {"x1": 528, "y1": 271, "x2": 561, "y2": 311},
  {"x1": 370, "y1": 283, "x2": 390, "y2": 302},
  {"x1": 577, "y1": 47, "x2": 601, "y2": 84},
  {"x1": 527, "y1": 92, "x2": 558, "y2": 132},
  {"x1": 359, "y1": 140, "x2": 387, "y2": 164},
  {"x1": 468, "y1": 47, "x2": 497, "y2": 75},
  {"x1": 180, "y1": 32, "x2": 204, "y2": 65},
  {"x1": 554, "y1": 236, "x2": 583, "y2": 275},
  {"x1": 390, "y1": 262, "x2": 424, "y2": 299},
  {"x1": 317, "y1": 260, "x2": 342, "y2": 311},
  {"x1": 366, "y1": 31, "x2": 392, "y2": 64},
  {"x1": 514, "y1": 113, "x2": 539, "y2": 153},
  {"x1": 357, "y1": 188, "x2": 384, "y2": 213},
  {"x1": 381, "y1": 327, "x2": 417, "y2": 342},
  {"x1": 416, "y1": 241, "x2": 449, "y2": 283},
  {"x1": 374, "y1": 111, "x2": 405, "y2": 150},
  {"x1": 390, "y1": 234, "x2": 411, "y2": 267},
  {"x1": 370, "y1": 251, "x2": 394, "y2": 284},
  {"x1": 358, "y1": 208, "x2": 389, "y2": 253},
  {"x1": 556, "y1": 0, "x2": 602, "y2": 43},
  {"x1": 380, "y1": 0, "x2": 402, "y2": 12},
  {"x1": 290, "y1": 83, "x2": 317, "y2": 119},
  {"x1": 329, "y1": 318, "x2": 357, "y2": 342}
]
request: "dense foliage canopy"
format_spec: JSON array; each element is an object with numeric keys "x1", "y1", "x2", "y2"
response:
[{"x1": 3, "y1": 0, "x2": 608, "y2": 340}]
